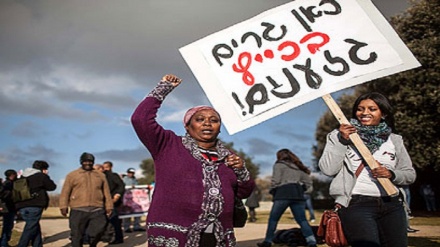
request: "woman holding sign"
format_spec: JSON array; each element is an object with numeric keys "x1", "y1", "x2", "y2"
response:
[
  {"x1": 319, "y1": 92, "x2": 416, "y2": 247},
  {"x1": 131, "y1": 74, "x2": 255, "y2": 247}
]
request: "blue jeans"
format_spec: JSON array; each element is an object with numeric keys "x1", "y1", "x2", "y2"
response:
[
  {"x1": 304, "y1": 194, "x2": 315, "y2": 220},
  {"x1": 17, "y1": 207, "x2": 43, "y2": 247},
  {"x1": 339, "y1": 195, "x2": 407, "y2": 247},
  {"x1": 1, "y1": 210, "x2": 16, "y2": 247},
  {"x1": 263, "y1": 200, "x2": 316, "y2": 245}
]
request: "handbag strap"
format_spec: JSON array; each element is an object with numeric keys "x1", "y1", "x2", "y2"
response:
[
  {"x1": 355, "y1": 162, "x2": 365, "y2": 177},
  {"x1": 334, "y1": 163, "x2": 365, "y2": 211}
]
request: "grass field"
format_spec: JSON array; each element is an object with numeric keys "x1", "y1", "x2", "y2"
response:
[{"x1": 7, "y1": 207, "x2": 440, "y2": 247}]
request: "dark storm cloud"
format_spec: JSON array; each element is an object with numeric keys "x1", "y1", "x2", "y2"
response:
[
  {"x1": 0, "y1": 92, "x2": 106, "y2": 121},
  {"x1": 0, "y1": 0, "x2": 409, "y2": 120},
  {"x1": 0, "y1": 144, "x2": 61, "y2": 168},
  {"x1": 0, "y1": 0, "x2": 412, "y2": 182},
  {"x1": 245, "y1": 137, "x2": 278, "y2": 156},
  {"x1": 0, "y1": 0, "x2": 297, "y2": 78},
  {"x1": 272, "y1": 125, "x2": 312, "y2": 143},
  {"x1": 11, "y1": 121, "x2": 44, "y2": 138},
  {"x1": 95, "y1": 146, "x2": 151, "y2": 163},
  {"x1": 371, "y1": 0, "x2": 410, "y2": 18}
]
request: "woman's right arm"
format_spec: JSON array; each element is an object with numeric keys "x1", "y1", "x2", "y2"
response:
[
  {"x1": 131, "y1": 75, "x2": 181, "y2": 157},
  {"x1": 318, "y1": 129, "x2": 348, "y2": 176}
]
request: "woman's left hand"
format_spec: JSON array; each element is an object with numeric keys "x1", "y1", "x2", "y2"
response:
[
  {"x1": 226, "y1": 154, "x2": 244, "y2": 169},
  {"x1": 371, "y1": 163, "x2": 392, "y2": 179}
]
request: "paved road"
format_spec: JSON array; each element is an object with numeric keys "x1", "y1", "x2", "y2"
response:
[
  {"x1": 15, "y1": 218, "x2": 147, "y2": 247},
  {"x1": 15, "y1": 218, "x2": 295, "y2": 247},
  {"x1": 12, "y1": 202, "x2": 278, "y2": 246},
  {"x1": 15, "y1": 218, "x2": 438, "y2": 247},
  {"x1": 14, "y1": 201, "x2": 439, "y2": 247}
]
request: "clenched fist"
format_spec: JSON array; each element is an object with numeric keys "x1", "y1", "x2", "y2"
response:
[{"x1": 162, "y1": 74, "x2": 182, "y2": 87}]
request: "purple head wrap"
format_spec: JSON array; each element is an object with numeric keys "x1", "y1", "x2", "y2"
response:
[{"x1": 183, "y1": 105, "x2": 221, "y2": 126}]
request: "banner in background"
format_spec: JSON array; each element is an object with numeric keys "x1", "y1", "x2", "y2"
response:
[{"x1": 118, "y1": 185, "x2": 151, "y2": 219}]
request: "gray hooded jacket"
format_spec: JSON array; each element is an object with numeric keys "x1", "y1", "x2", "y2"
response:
[{"x1": 271, "y1": 160, "x2": 313, "y2": 194}]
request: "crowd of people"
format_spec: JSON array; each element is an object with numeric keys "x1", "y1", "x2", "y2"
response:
[
  {"x1": 0, "y1": 155, "x2": 150, "y2": 247},
  {"x1": 0, "y1": 76, "x2": 429, "y2": 247},
  {"x1": 0, "y1": 161, "x2": 57, "y2": 247}
]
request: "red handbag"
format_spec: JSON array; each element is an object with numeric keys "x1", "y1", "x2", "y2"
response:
[
  {"x1": 317, "y1": 206, "x2": 348, "y2": 247},
  {"x1": 317, "y1": 162, "x2": 365, "y2": 246}
]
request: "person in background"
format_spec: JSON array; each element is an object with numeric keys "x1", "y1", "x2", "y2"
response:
[
  {"x1": 400, "y1": 186, "x2": 418, "y2": 233},
  {"x1": 0, "y1": 169, "x2": 17, "y2": 247},
  {"x1": 258, "y1": 149, "x2": 316, "y2": 247},
  {"x1": 102, "y1": 161, "x2": 125, "y2": 245},
  {"x1": 302, "y1": 168, "x2": 316, "y2": 223},
  {"x1": 16, "y1": 161, "x2": 57, "y2": 247},
  {"x1": 319, "y1": 92, "x2": 416, "y2": 247},
  {"x1": 131, "y1": 74, "x2": 255, "y2": 247},
  {"x1": 304, "y1": 192, "x2": 316, "y2": 224},
  {"x1": 83, "y1": 163, "x2": 105, "y2": 244},
  {"x1": 245, "y1": 186, "x2": 262, "y2": 222},
  {"x1": 93, "y1": 164, "x2": 104, "y2": 172},
  {"x1": 59, "y1": 152, "x2": 113, "y2": 247},
  {"x1": 402, "y1": 185, "x2": 412, "y2": 216},
  {"x1": 0, "y1": 183, "x2": 6, "y2": 213},
  {"x1": 420, "y1": 183, "x2": 437, "y2": 212},
  {"x1": 122, "y1": 167, "x2": 145, "y2": 233}
]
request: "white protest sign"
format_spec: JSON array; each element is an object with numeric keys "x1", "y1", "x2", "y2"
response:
[{"x1": 179, "y1": 0, "x2": 420, "y2": 134}]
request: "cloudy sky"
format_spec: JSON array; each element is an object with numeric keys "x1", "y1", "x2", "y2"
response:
[{"x1": 0, "y1": 0, "x2": 410, "y2": 192}]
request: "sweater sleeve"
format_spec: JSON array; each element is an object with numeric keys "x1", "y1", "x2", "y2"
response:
[
  {"x1": 389, "y1": 134, "x2": 416, "y2": 185},
  {"x1": 43, "y1": 174, "x2": 57, "y2": 192},
  {"x1": 236, "y1": 179, "x2": 255, "y2": 200},
  {"x1": 301, "y1": 172, "x2": 313, "y2": 194},
  {"x1": 319, "y1": 129, "x2": 348, "y2": 177},
  {"x1": 59, "y1": 174, "x2": 72, "y2": 209},
  {"x1": 131, "y1": 80, "x2": 177, "y2": 158}
]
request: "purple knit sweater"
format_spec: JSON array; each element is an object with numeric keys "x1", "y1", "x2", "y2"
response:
[{"x1": 131, "y1": 81, "x2": 255, "y2": 247}]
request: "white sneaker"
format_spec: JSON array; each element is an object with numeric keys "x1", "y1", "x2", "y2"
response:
[{"x1": 310, "y1": 219, "x2": 315, "y2": 223}]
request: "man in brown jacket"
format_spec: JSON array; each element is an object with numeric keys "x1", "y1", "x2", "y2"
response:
[{"x1": 59, "y1": 152, "x2": 113, "y2": 247}]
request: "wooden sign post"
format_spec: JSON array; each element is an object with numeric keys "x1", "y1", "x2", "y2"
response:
[{"x1": 322, "y1": 94, "x2": 399, "y2": 196}]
